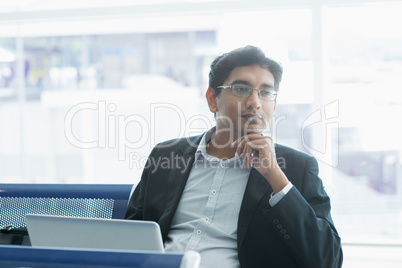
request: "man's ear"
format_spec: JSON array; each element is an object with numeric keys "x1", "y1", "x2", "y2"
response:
[{"x1": 206, "y1": 87, "x2": 218, "y2": 113}]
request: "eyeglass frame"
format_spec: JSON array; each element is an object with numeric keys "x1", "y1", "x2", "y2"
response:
[{"x1": 217, "y1": 85, "x2": 278, "y2": 101}]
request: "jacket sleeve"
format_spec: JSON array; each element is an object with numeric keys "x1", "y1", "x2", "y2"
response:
[
  {"x1": 124, "y1": 148, "x2": 155, "y2": 220},
  {"x1": 263, "y1": 156, "x2": 343, "y2": 268}
]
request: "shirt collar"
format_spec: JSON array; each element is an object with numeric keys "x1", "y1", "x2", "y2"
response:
[
  {"x1": 194, "y1": 127, "x2": 216, "y2": 163},
  {"x1": 194, "y1": 127, "x2": 243, "y2": 165}
]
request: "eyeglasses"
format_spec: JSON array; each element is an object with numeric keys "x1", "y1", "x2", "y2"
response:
[{"x1": 217, "y1": 85, "x2": 277, "y2": 101}]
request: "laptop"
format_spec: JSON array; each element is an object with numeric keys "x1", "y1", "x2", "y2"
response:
[{"x1": 25, "y1": 214, "x2": 165, "y2": 252}]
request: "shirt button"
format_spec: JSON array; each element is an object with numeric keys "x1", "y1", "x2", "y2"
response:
[
  {"x1": 211, "y1": 190, "x2": 216, "y2": 194},
  {"x1": 205, "y1": 218, "x2": 209, "y2": 221},
  {"x1": 273, "y1": 219, "x2": 279, "y2": 224},
  {"x1": 220, "y1": 162, "x2": 225, "y2": 168},
  {"x1": 196, "y1": 230, "x2": 202, "y2": 235}
]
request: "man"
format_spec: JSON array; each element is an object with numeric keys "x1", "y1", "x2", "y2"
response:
[{"x1": 125, "y1": 46, "x2": 343, "y2": 267}]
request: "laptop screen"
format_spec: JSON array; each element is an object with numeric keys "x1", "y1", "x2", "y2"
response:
[{"x1": 25, "y1": 215, "x2": 164, "y2": 253}]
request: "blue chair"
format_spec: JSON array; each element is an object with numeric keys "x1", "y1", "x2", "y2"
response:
[
  {"x1": 0, "y1": 184, "x2": 133, "y2": 231},
  {"x1": 0, "y1": 245, "x2": 200, "y2": 268},
  {"x1": 0, "y1": 185, "x2": 202, "y2": 267}
]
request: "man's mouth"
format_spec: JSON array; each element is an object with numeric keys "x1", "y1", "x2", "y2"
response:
[
  {"x1": 241, "y1": 114, "x2": 263, "y2": 121},
  {"x1": 242, "y1": 114, "x2": 262, "y2": 119}
]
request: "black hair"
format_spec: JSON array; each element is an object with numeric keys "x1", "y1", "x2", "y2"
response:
[{"x1": 208, "y1": 46, "x2": 283, "y2": 96}]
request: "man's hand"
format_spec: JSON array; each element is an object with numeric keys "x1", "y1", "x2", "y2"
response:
[{"x1": 232, "y1": 134, "x2": 289, "y2": 194}]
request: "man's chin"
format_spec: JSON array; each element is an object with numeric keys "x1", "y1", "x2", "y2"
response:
[
  {"x1": 242, "y1": 121, "x2": 267, "y2": 134},
  {"x1": 243, "y1": 127, "x2": 265, "y2": 135}
]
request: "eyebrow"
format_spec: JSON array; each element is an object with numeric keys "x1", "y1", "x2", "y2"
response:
[{"x1": 230, "y1": 80, "x2": 274, "y2": 89}]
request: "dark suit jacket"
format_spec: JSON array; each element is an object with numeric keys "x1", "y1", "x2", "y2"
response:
[{"x1": 125, "y1": 134, "x2": 343, "y2": 268}]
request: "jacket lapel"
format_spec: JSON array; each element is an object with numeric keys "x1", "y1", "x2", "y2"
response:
[
  {"x1": 237, "y1": 168, "x2": 273, "y2": 249},
  {"x1": 158, "y1": 135, "x2": 202, "y2": 241}
]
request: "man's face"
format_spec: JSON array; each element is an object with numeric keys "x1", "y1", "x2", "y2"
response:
[{"x1": 207, "y1": 64, "x2": 277, "y2": 138}]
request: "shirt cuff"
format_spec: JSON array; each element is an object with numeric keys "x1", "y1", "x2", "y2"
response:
[{"x1": 269, "y1": 182, "x2": 293, "y2": 207}]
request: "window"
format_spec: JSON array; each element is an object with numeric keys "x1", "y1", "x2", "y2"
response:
[
  {"x1": 326, "y1": 3, "x2": 402, "y2": 244},
  {"x1": 1, "y1": 2, "x2": 402, "y2": 265}
]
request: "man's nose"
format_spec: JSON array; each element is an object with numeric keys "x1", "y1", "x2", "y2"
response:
[{"x1": 245, "y1": 89, "x2": 261, "y2": 109}]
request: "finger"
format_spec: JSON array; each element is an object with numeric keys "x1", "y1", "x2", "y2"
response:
[
  {"x1": 247, "y1": 138, "x2": 272, "y2": 150},
  {"x1": 251, "y1": 152, "x2": 260, "y2": 167},
  {"x1": 232, "y1": 134, "x2": 265, "y2": 146},
  {"x1": 243, "y1": 144, "x2": 253, "y2": 168},
  {"x1": 235, "y1": 135, "x2": 272, "y2": 158},
  {"x1": 231, "y1": 138, "x2": 241, "y2": 147},
  {"x1": 235, "y1": 141, "x2": 243, "y2": 158},
  {"x1": 235, "y1": 136, "x2": 252, "y2": 157},
  {"x1": 241, "y1": 139, "x2": 268, "y2": 153},
  {"x1": 235, "y1": 138, "x2": 247, "y2": 158}
]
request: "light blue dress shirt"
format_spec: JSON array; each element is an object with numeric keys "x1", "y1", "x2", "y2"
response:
[{"x1": 164, "y1": 129, "x2": 292, "y2": 267}]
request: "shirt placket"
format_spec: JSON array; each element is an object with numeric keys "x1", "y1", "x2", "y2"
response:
[{"x1": 185, "y1": 159, "x2": 227, "y2": 250}]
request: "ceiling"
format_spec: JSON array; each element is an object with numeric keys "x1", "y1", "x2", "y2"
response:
[
  {"x1": 0, "y1": 0, "x2": 218, "y2": 12},
  {"x1": 1, "y1": 0, "x2": 399, "y2": 13}
]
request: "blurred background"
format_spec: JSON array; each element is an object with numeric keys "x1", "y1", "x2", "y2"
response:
[{"x1": 1, "y1": 0, "x2": 402, "y2": 266}]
